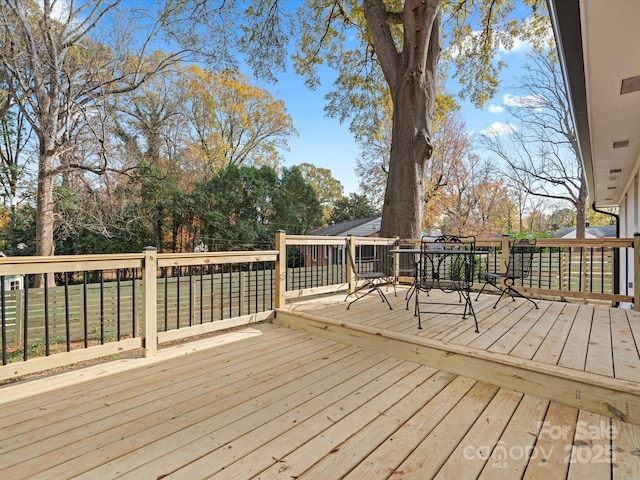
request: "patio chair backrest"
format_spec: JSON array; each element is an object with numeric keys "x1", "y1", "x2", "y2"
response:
[
  {"x1": 392, "y1": 238, "x2": 419, "y2": 276},
  {"x1": 507, "y1": 239, "x2": 536, "y2": 280},
  {"x1": 346, "y1": 238, "x2": 388, "y2": 276},
  {"x1": 345, "y1": 238, "x2": 358, "y2": 272}
]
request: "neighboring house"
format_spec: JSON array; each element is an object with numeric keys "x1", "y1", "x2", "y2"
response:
[
  {"x1": 303, "y1": 216, "x2": 382, "y2": 267},
  {"x1": 554, "y1": 226, "x2": 617, "y2": 239},
  {"x1": 306, "y1": 216, "x2": 441, "y2": 267},
  {"x1": 549, "y1": 0, "x2": 640, "y2": 296},
  {"x1": 312, "y1": 216, "x2": 382, "y2": 238}
]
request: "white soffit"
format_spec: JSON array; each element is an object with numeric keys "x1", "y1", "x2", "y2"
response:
[{"x1": 582, "y1": 0, "x2": 640, "y2": 206}]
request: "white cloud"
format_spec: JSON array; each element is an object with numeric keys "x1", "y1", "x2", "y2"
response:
[
  {"x1": 503, "y1": 93, "x2": 545, "y2": 108},
  {"x1": 488, "y1": 104, "x2": 504, "y2": 114},
  {"x1": 481, "y1": 122, "x2": 517, "y2": 137}
]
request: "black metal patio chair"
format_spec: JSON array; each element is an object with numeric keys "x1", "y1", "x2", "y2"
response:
[
  {"x1": 476, "y1": 238, "x2": 539, "y2": 309},
  {"x1": 344, "y1": 239, "x2": 394, "y2": 310}
]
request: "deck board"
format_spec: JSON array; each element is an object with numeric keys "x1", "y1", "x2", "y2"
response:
[
  {"x1": 342, "y1": 376, "x2": 478, "y2": 480},
  {"x1": 396, "y1": 382, "x2": 500, "y2": 478},
  {"x1": 533, "y1": 302, "x2": 579, "y2": 366},
  {"x1": 558, "y1": 305, "x2": 593, "y2": 371},
  {"x1": 434, "y1": 389, "x2": 524, "y2": 479},
  {"x1": 1, "y1": 288, "x2": 640, "y2": 479},
  {"x1": 478, "y1": 395, "x2": 550, "y2": 479},
  {"x1": 586, "y1": 309, "x2": 614, "y2": 377},
  {"x1": 610, "y1": 308, "x2": 640, "y2": 382}
]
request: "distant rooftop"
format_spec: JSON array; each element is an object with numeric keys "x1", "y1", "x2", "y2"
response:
[
  {"x1": 554, "y1": 225, "x2": 617, "y2": 238},
  {"x1": 311, "y1": 216, "x2": 381, "y2": 237}
]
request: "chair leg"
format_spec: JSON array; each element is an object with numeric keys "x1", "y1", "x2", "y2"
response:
[
  {"x1": 504, "y1": 286, "x2": 539, "y2": 309},
  {"x1": 463, "y1": 295, "x2": 479, "y2": 333},
  {"x1": 492, "y1": 288, "x2": 509, "y2": 308},
  {"x1": 475, "y1": 281, "x2": 488, "y2": 300},
  {"x1": 346, "y1": 282, "x2": 393, "y2": 310},
  {"x1": 492, "y1": 285, "x2": 538, "y2": 309}
]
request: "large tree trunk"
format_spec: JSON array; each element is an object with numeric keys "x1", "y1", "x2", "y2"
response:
[
  {"x1": 35, "y1": 144, "x2": 57, "y2": 288},
  {"x1": 380, "y1": 71, "x2": 435, "y2": 238},
  {"x1": 370, "y1": 0, "x2": 441, "y2": 239},
  {"x1": 575, "y1": 178, "x2": 588, "y2": 239},
  {"x1": 36, "y1": 156, "x2": 56, "y2": 258}
]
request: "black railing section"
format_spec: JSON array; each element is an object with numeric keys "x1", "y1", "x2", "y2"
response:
[
  {"x1": 0, "y1": 259, "x2": 277, "y2": 365},
  {"x1": 473, "y1": 243, "x2": 630, "y2": 299},
  {"x1": 158, "y1": 261, "x2": 275, "y2": 332},
  {"x1": 1, "y1": 268, "x2": 143, "y2": 365},
  {"x1": 285, "y1": 244, "x2": 347, "y2": 292}
]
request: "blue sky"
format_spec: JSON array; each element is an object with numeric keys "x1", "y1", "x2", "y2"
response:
[
  {"x1": 256, "y1": 68, "x2": 363, "y2": 195},
  {"x1": 257, "y1": 44, "x2": 532, "y2": 197}
]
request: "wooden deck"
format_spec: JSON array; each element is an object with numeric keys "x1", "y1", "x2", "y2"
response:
[{"x1": 1, "y1": 288, "x2": 640, "y2": 479}]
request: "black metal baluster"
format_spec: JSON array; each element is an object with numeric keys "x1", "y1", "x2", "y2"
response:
[
  {"x1": 44, "y1": 273, "x2": 50, "y2": 356},
  {"x1": 132, "y1": 270, "x2": 137, "y2": 337},
  {"x1": 23, "y1": 275, "x2": 29, "y2": 361},
  {"x1": 188, "y1": 266, "x2": 193, "y2": 327},
  {"x1": 247, "y1": 263, "x2": 252, "y2": 314},
  {"x1": 83, "y1": 271, "x2": 88, "y2": 348},
  {"x1": 220, "y1": 265, "x2": 224, "y2": 320},
  {"x1": 64, "y1": 272, "x2": 70, "y2": 351},
  {"x1": 252, "y1": 266, "x2": 260, "y2": 313},
  {"x1": 163, "y1": 268, "x2": 168, "y2": 331},
  {"x1": 199, "y1": 266, "x2": 204, "y2": 324},
  {"x1": 176, "y1": 266, "x2": 181, "y2": 329},
  {"x1": 1, "y1": 277, "x2": 6, "y2": 365},
  {"x1": 100, "y1": 270, "x2": 105, "y2": 344},
  {"x1": 116, "y1": 269, "x2": 122, "y2": 341},
  {"x1": 210, "y1": 264, "x2": 214, "y2": 323},
  {"x1": 579, "y1": 247, "x2": 585, "y2": 291},
  {"x1": 269, "y1": 263, "x2": 274, "y2": 309},
  {"x1": 262, "y1": 263, "x2": 266, "y2": 311},
  {"x1": 599, "y1": 248, "x2": 604, "y2": 293}
]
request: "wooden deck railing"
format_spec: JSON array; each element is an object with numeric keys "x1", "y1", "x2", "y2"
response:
[
  {"x1": 476, "y1": 236, "x2": 635, "y2": 305},
  {"x1": 0, "y1": 232, "x2": 636, "y2": 381}
]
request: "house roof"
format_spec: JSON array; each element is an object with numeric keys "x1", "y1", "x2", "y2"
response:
[
  {"x1": 311, "y1": 216, "x2": 381, "y2": 237},
  {"x1": 548, "y1": 0, "x2": 640, "y2": 208},
  {"x1": 554, "y1": 225, "x2": 617, "y2": 239}
]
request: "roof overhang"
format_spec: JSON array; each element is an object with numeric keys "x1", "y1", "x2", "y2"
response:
[{"x1": 547, "y1": 0, "x2": 640, "y2": 208}]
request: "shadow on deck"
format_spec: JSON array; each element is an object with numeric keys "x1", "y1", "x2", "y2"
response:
[{"x1": 1, "y1": 287, "x2": 640, "y2": 479}]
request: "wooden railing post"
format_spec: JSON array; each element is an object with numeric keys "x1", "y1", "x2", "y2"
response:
[
  {"x1": 392, "y1": 236, "x2": 400, "y2": 280},
  {"x1": 347, "y1": 235, "x2": 356, "y2": 293},
  {"x1": 275, "y1": 230, "x2": 286, "y2": 309},
  {"x1": 634, "y1": 233, "x2": 640, "y2": 311},
  {"x1": 142, "y1": 247, "x2": 158, "y2": 357}
]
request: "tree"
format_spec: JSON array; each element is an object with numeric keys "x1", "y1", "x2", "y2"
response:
[
  {"x1": 439, "y1": 154, "x2": 507, "y2": 236},
  {"x1": 196, "y1": 165, "x2": 279, "y2": 250},
  {"x1": 297, "y1": 162, "x2": 344, "y2": 223},
  {"x1": 355, "y1": 89, "x2": 461, "y2": 213},
  {"x1": 164, "y1": 0, "x2": 546, "y2": 239},
  {"x1": 272, "y1": 166, "x2": 323, "y2": 235},
  {"x1": 194, "y1": 165, "x2": 321, "y2": 248},
  {"x1": 0, "y1": 105, "x2": 33, "y2": 213},
  {"x1": 330, "y1": 193, "x2": 379, "y2": 224},
  {"x1": 481, "y1": 49, "x2": 588, "y2": 237},
  {"x1": 182, "y1": 66, "x2": 296, "y2": 175},
  {"x1": 0, "y1": 0, "x2": 182, "y2": 266}
]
